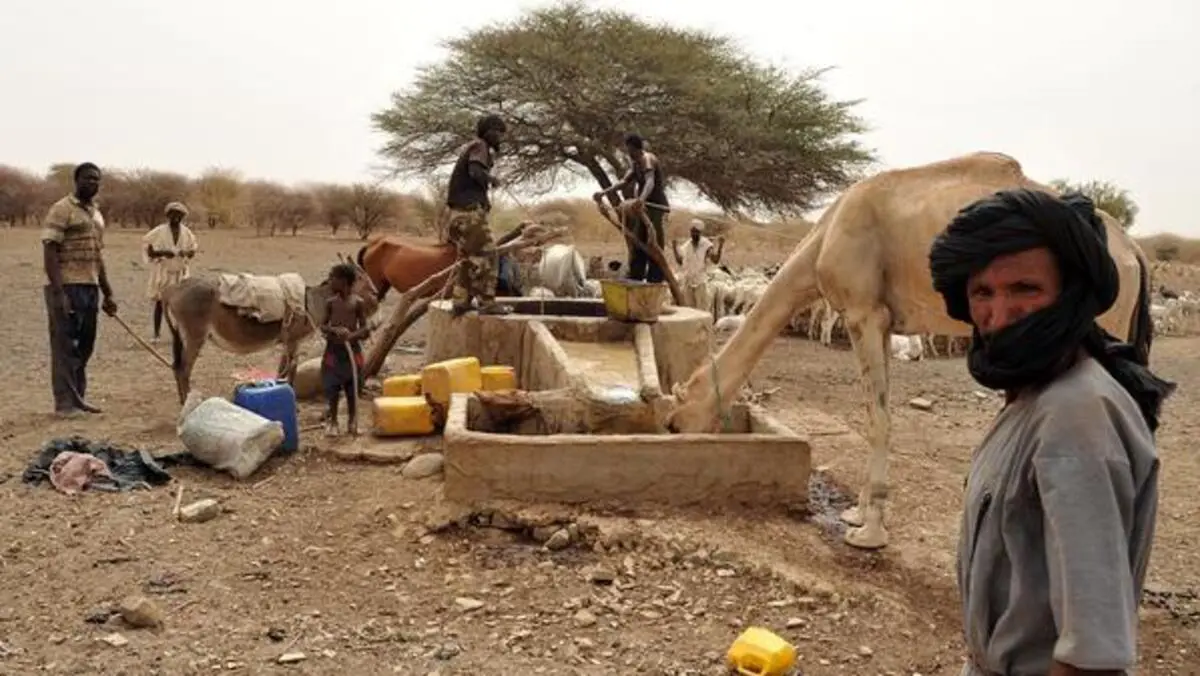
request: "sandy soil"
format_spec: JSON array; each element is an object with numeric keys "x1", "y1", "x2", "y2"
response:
[{"x1": 0, "y1": 226, "x2": 1197, "y2": 675}]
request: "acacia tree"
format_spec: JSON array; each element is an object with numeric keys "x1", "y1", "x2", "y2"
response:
[
  {"x1": 0, "y1": 165, "x2": 46, "y2": 226},
  {"x1": 347, "y1": 183, "x2": 399, "y2": 240},
  {"x1": 312, "y1": 184, "x2": 356, "y2": 235},
  {"x1": 193, "y1": 168, "x2": 243, "y2": 229},
  {"x1": 372, "y1": 1, "x2": 875, "y2": 217},
  {"x1": 1049, "y1": 178, "x2": 1140, "y2": 230}
]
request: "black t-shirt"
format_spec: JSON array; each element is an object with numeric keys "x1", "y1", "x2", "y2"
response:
[{"x1": 446, "y1": 139, "x2": 494, "y2": 210}]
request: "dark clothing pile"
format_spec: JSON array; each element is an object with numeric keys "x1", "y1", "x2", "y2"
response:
[{"x1": 22, "y1": 436, "x2": 197, "y2": 493}]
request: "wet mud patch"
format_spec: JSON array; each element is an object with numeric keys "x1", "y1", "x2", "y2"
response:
[{"x1": 802, "y1": 470, "x2": 855, "y2": 541}]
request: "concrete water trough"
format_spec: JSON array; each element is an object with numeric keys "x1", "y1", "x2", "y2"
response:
[{"x1": 425, "y1": 297, "x2": 812, "y2": 509}]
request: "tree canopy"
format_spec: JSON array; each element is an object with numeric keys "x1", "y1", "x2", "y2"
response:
[
  {"x1": 1049, "y1": 178, "x2": 1140, "y2": 230},
  {"x1": 372, "y1": 1, "x2": 876, "y2": 217}
]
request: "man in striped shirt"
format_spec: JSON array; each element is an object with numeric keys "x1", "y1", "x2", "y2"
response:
[{"x1": 41, "y1": 162, "x2": 119, "y2": 417}]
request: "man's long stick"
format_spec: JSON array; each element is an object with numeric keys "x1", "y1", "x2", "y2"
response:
[{"x1": 109, "y1": 313, "x2": 173, "y2": 370}]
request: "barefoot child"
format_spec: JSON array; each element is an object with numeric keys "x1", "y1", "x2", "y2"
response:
[{"x1": 320, "y1": 263, "x2": 370, "y2": 437}]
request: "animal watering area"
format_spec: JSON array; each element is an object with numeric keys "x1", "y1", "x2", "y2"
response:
[{"x1": 345, "y1": 292, "x2": 818, "y2": 512}]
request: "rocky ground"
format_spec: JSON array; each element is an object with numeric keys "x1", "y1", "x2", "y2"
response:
[{"x1": 0, "y1": 227, "x2": 1197, "y2": 675}]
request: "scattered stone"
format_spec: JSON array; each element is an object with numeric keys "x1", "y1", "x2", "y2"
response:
[
  {"x1": 530, "y1": 525, "x2": 558, "y2": 543},
  {"x1": 434, "y1": 643, "x2": 461, "y2": 660},
  {"x1": 402, "y1": 453, "x2": 445, "y2": 480},
  {"x1": 117, "y1": 595, "x2": 163, "y2": 628},
  {"x1": 488, "y1": 510, "x2": 521, "y2": 530},
  {"x1": 178, "y1": 498, "x2": 221, "y2": 523},
  {"x1": 100, "y1": 633, "x2": 128, "y2": 648},
  {"x1": 545, "y1": 528, "x2": 571, "y2": 551},
  {"x1": 908, "y1": 397, "x2": 934, "y2": 411},
  {"x1": 454, "y1": 597, "x2": 485, "y2": 612},
  {"x1": 858, "y1": 645, "x2": 874, "y2": 658},
  {"x1": 266, "y1": 627, "x2": 287, "y2": 642},
  {"x1": 786, "y1": 617, "x2": 805, "y2": 628},
  {"x1": 589, "y1": 567, "x2": 616, "y2": 585},
  {"x1": 573, "y1": 609, "x2": 597, "y2": 627},
  {"x1": 84, "y1": 607, "x2": 117, "y2": 624},
  {"x1": 277, "y1": 651, "x2": 307, "y2": 664}
]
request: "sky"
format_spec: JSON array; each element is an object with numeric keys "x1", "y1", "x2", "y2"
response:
[{"x1": 3, "y1": 0, "x2": 1195, "y2": 236}]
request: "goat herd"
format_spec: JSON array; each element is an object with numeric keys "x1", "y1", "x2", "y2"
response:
[{"x1": 519, "y1": 243, "x2": 1199, "y2": 364}]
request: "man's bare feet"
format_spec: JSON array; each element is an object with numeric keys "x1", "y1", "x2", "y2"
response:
[
  {"x1": 347, "y1": 417, "x2": 359, "y2": 438},
  {"x1": 324, "y1": 420, "x2": 340, "y2": 438}
]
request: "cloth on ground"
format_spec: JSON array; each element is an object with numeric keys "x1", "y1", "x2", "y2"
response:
[
  {"x1": 22, "y1": 436, "x2": 198, "y2": 494},
  {"x1": 216, "y1": 272, "x2": 307, "y2": 324}
]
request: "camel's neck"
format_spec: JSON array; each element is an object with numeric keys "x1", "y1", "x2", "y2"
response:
[{"x1": 706, "y1": 259, "x2": 822, "y2": 413}]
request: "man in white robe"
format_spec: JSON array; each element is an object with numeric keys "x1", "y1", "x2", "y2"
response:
[{"x1": 143, "y1": 201, "x2": 198, "y2": 340}]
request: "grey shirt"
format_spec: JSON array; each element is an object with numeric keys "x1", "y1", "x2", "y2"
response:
[{"x1": 958, "y1": 356, "x2": 1159, "y2": 675}]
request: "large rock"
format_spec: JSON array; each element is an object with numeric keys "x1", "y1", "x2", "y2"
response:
[
  {"x1": 292, "y1": 357, "x2": 323, "y2": 401},
  {"x1": 402, "y1": 453, "x2": 445, "y2": 480}
]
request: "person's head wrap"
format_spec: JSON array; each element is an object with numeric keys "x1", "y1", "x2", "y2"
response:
[
  {"x1": 165, "y1": 201, "x2": 189, "y2": 217},
  {"x1": 928, "y1": 188, "x2": 1175, "y2": 431},
  {"x1": 475, "y1": 114, "x2": 506, "y2": 139}
]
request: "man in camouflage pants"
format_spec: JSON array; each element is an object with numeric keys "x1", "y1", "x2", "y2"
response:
[{"x1": 444, "y1": 114, "x2": 512, "y2": 317}]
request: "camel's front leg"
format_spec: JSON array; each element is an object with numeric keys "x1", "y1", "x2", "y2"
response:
[{"x1": 840, "y1": 304, "x2": 893, "y2": 550}]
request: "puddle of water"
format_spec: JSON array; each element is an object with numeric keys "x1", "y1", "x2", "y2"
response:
[{"x1": 556, "y1": 340, "x2": 640, "y2": 389}]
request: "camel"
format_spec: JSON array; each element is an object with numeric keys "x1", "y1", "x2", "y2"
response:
[
  {"x1": 355, "y1": 224, "x2": 526, "y2": 301},
  {"x1": 162, "y1": 253, "x2": 379, "y2": 404},
  {"x1": 666, "y1": 152, "x2": 1154, "y2": 550}
]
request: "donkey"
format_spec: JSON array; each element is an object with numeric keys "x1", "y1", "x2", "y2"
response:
[{"x1": 161, "y1": 253, "x2": 379, "y2": 404}]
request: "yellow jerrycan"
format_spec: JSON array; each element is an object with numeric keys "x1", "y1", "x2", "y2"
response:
[{"x1": 725, "y1": 627, "x2": 797, "y2": 676}]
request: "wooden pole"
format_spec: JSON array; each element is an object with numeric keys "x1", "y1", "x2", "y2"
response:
[
  {"x1": 594, "y1": 201, "x2": 683, "y2": 306},
  {"x1": 361, "y1": 225, "x2": 568, "y2": 379},
  {"x1": 362, "y1": 263, "x2": 458, "y2": 379}
]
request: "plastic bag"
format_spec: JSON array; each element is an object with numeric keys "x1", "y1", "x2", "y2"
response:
[{"x1": 177, "y1": 392, "x2": 284, "y2": 480}]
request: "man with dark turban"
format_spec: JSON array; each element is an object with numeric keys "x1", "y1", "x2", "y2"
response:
[
  {"x1": 928, "y1": 188, "x2": 1175, "y2": 676},
  {"x1": 444, "y1": 113, "x2": 512, "y2": 317}
]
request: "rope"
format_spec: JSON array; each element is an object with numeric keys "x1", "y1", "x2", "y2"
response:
[
  {"x1": 499, "y1": 182, "x2": 547, "y2": 314},
  {"x1": 344, "y1": 341, "x2": 359, "y2": 424},
  {"x1": 707, "y1": 351, "x2": 732, "y2": 432}
]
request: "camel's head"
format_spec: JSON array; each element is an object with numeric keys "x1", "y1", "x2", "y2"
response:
[{"x1": 664, "y1": 379, "x2": 721, "y2": 434}]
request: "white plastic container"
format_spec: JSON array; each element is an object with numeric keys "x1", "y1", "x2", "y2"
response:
[{"x1": 177, "y1": 393, "x2": 285, "y2": 480}]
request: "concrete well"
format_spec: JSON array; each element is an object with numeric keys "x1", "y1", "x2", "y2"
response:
[
  {"x1": 443, "y1": 393, "x2": 811, "y2": 508},
  {"x1": 427, "y1": 297, "x2": 813, "y2": 510},
  {"x1": 424, "y1": 298, "x2": 716, "y2": 395}
]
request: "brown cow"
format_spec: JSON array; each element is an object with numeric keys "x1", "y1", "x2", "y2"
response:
[{"x1": 355, "y1": 225, "x2": 526, "y2": 301}]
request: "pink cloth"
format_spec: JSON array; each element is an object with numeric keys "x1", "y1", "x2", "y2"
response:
[{"x1": 49, "y1": 451, "x2": 114, "y2": 495}]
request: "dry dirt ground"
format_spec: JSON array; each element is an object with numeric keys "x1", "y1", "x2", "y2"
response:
[{"x1": 1, "y1": 226, "x2": 1198, "y2": 676}]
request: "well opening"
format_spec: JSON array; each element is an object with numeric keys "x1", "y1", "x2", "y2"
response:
[{"x1": 503, "y1": 298, "x2": 609, "y2": 318}]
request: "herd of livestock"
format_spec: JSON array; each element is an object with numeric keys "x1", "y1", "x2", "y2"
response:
[{"x1": 523, "y1": 243, "x2": 1200, "y2": 360}]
